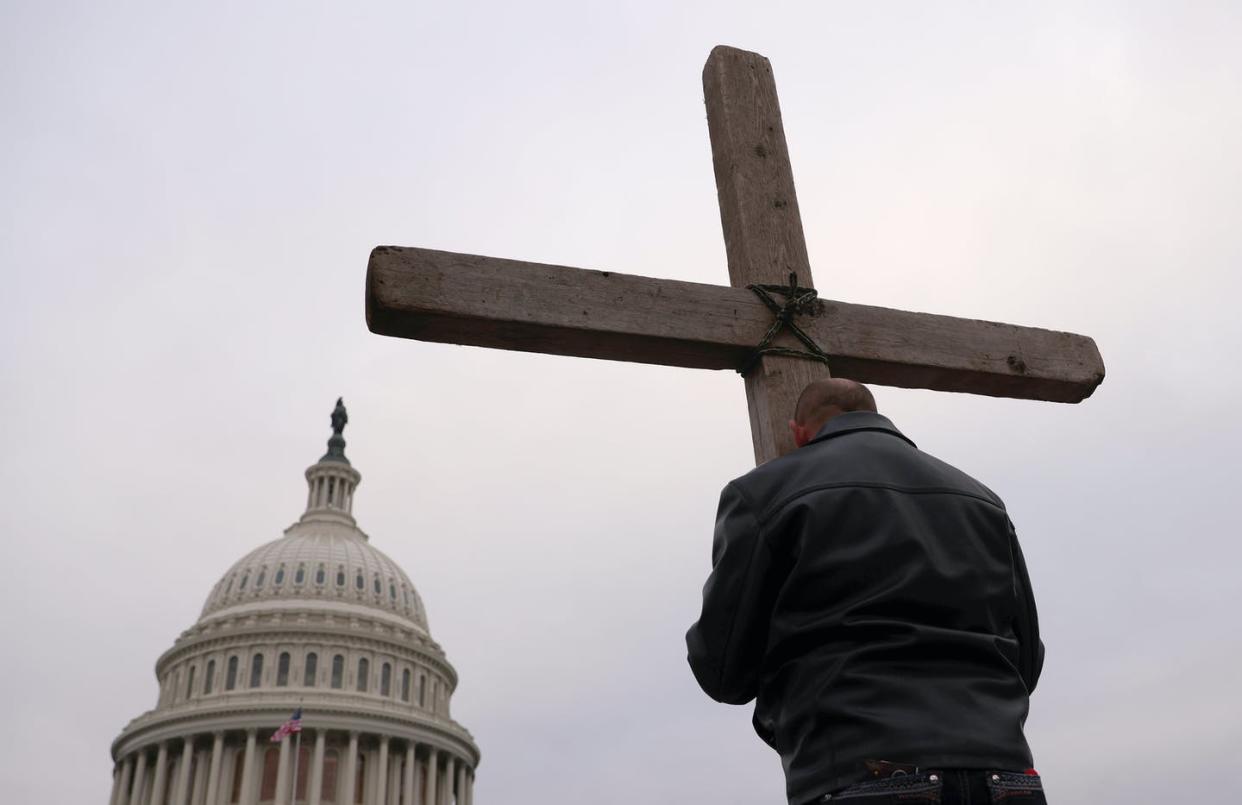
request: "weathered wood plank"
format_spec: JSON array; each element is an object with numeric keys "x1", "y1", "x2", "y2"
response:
[
  {"x1": 366, "y1": 246, "x2": 1105, "y2": 403},
  {"x1": 704, "y1": 45, "x2": 813, "y2": 289},
  {"x1": 704, "y1": 45, "x2": 831, "y2": 462}
]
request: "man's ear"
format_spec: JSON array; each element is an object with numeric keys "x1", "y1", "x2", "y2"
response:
[{"x1": 789, "y1": 419, "x2": 808, "y2": 448}]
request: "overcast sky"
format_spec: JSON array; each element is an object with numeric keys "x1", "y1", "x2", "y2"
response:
[{"x1": 3, "y1": 2, "x2": 1240, "y2": 803}]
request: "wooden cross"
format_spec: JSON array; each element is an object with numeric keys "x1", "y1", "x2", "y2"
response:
[{"x1": 365, "y1": 46, "x2": 1105, "y2": 465}]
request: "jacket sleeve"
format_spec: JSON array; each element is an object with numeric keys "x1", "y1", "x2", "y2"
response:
[
  {"x1": 686, "y1": 481, "x2": 784, "y2": 705},
  {"x1": 1009, "y1": 520, "x2": 1045, "y2": 694}
]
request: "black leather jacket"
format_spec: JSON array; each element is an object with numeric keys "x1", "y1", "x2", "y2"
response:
[{"x1": 686, "y1": 412, "x2": 1043, "y2": 804}]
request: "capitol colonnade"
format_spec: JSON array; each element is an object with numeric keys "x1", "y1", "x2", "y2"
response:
[
  {"x1": 109, "y1": 728, "x2": 475, "y2": 805},
  {"x1": 109, "y1": 401, "x2": 481, "y2": 805}
]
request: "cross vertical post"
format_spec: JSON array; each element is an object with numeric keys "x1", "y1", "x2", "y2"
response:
[{"x1": 704, "y1": 45, "x2": 831, "y2": 464}]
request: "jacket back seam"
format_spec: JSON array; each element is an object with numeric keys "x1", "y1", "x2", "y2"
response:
[{"x1": 759, "y1": 482, "x2": 1005, "y2": 525}]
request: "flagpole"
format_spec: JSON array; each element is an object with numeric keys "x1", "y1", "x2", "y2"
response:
[{"x1": 290, "y1": 728, "x2": 301, "y2": 805}]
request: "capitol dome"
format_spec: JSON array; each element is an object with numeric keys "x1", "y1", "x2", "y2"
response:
[
  {"x1": 108, "y1": 400, "x2": 479, "y2": 805},
  {"x1": 200, "y1": 528, "x2": 428, "y2": 634}
]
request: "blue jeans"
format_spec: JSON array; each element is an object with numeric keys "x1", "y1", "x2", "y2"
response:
[{"x1": 812, "y1": 769, "x2": 1047, "y2": 803}]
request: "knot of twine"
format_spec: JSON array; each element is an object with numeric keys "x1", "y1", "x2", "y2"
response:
[{"x1": 737, "y1": 272, "x2": 832, "y2": 377}]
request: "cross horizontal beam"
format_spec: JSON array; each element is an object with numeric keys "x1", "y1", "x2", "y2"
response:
[{"x1": 367, "y1": 246, "x2": 1104, "y2": 403}]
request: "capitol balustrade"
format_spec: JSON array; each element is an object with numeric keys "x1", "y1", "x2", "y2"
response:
[{"x1": 117, "y1": 690, "x2": 471, "y2": 745}]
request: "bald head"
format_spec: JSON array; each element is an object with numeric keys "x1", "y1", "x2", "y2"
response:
[{"x1": 792, "y1": 378, "x2": 877, "y2": 438}]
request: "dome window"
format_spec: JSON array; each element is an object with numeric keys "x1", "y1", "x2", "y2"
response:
[
  {"x1": 239, "y1": 573, "x2": 249, "y2": 591},
  {"x1": 336, "y1": 568, "x2": 346, "y2": 587},
  {"x1": 295, "y1": 565, "x2": 306, "y2": 585},
  {"x1": 255, "y1": 569, "x2": 266, "y2": 589},
  {"x1": 355, "y1": 573, "x2": 364, "y2": 591},
  {"x1": 381, "y1": 662, "x2": 392, "y2": 697},
  {"x1": 357, "y1": 658, "x2": 369, "y2": 693},
  {"x1": 225, "y1": 576, "x2": 234, "y2": 595},
  {"x1": 418, "y1": 674, "x2": 426, "y2": 707},
  {"x1": 186, "y1": 666, "x2": 196, "y2": 700},
  {"x1": 304, "y1": 652, "x2": 318, "y2": 687},
  {"x1": 331, "y1": 655, "x2": 344, "y2": 689},
  {"x1": 403, "y1": 588, "x2": 410, "y2": 607},
  {"x1": 274, "y1": 567, "x2": 285, "y2": 586},
  {"x1": 276, "y1": 652, "x2": 290, "y2": 687},
  {"x1": 315, "y1": 564, "x2": 326, "y2": 585},
  {"x1": 389, "y1": 582, "x2": 396, "y2": 601},
  {"x1": 225, "y1": 656, "x2": 238, "y2": 691},
  {"x1": 204, "y1": 660, "x2": 216, "y2": 695},
  {"x1": 249, "y1": 653, "x2": 264, "y2": 688},
  {"x1": 401, "y1": 669, "x2": 411, "y2": 702},
  {"x1": 373, "y1": 576, "x2": 382, "y2": 596}
]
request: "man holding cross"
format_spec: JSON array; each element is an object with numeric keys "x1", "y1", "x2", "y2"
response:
[
  {"x1": 366, "y1": 43, "x2": 1093, "y2": 805},
  {"x1": 686, "y1": 378, "x2": 1046, "y2": 804}
]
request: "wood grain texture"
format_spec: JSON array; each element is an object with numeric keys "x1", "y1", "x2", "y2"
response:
[
  {"x1": 704, "y1": 45, "x2": 830, "y2": 462},
  {"x1": 367, "y1": 246, "x2": 1105, "y2": 399},
  {"x1": 703, "y1": 45, "x2": 813, "y2": 288}
]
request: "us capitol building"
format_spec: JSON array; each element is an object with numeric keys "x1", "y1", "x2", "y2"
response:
[{"x1": 108, "y1": 401, "x2": 480, "y2": 805}]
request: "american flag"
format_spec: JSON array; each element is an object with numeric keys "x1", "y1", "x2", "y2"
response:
[{"x1": 270, "y1": 708, "x2": 303, "y2": 742}]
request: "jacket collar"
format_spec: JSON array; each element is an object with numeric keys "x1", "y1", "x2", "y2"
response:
[{"x1": 807, "y1": 411, "x2": 917, "y2": 449}]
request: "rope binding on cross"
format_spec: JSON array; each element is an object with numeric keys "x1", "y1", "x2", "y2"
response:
[{"x1": 737, "y1": 271, "x2": 833, "y2": 377}]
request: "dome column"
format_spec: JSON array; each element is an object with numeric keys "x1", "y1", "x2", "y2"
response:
[
  {"x1": 238, "y1": 729, "x2": 259, "y2": 805},
  {"x1": 439, "y1": 755, "x2": 454, "y2": 805},
  {"x1": 149, "y1": 742, "x2": 170, "y2": 805},
  {"x1": 108, "y1": 763, "x2": 121, "y2": 805},
  {"x1": 204, "y1": 733, "x2": 225, "y2": 805},
  {"x1": 173, "y1": 738, "x2": 194, "y2": 804},
  {"x1": 111, "y1": 757, "x2": 133, "y2": 805},
  {"x1": 274, "y1": 732, "x2": 293, "y2": 805},
  {"x1": 402, "y1": 744, "x2": 417, "y2": 805},
  {"x1": 374, "y1": 736, "x2": 390, "y2": 805},
  {"x1": 424, "y1": 748, "x2": 438, "y2": 805},
  {"x1": 127, "y1": 751, "x2": 148, "y2": 805},
  {"x1": 189, "y1": 744, "x2": 208, "y2": 805},
  {"x1": 455, "y1": 762, "x2": 466, "y2": 805},
  {"x1": 465, "y1": 768, "x2": 474, "y2": 805},
  {"x1": 308, "y1": 729, "x2": 327, "y2": 805},
  {"x1": 341, "y1": 732, "x2": 360, "y2": 805},
  {"x1": 116, "y1": 755, "x2": 135, "y2": 805},
  {"x1": 387, "y1": 750, "x2": 401, "y2": 805}
]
